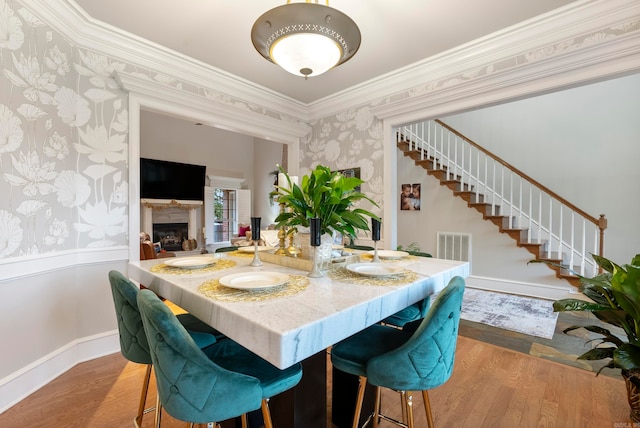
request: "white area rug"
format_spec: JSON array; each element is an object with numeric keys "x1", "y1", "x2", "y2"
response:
[{"x1": 437, "y1": 288, "x2": 559, "y2": 339}]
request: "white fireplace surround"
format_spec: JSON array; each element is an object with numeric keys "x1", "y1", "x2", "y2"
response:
[{"x1": 140, "y1": 199, "x2": 203, "y2": 247}]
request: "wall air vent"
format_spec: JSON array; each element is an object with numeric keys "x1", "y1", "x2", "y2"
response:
[{"x1": 437, "y1": 232, "x2": 471, "y2": 262}]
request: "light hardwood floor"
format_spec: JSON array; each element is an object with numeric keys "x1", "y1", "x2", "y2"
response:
[{"x1": 0, "y1": 334, "x2": 630, "y2": 427}]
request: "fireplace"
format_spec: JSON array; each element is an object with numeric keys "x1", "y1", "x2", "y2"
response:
[
  {"x1": 153, "y1": 223, "x2": 188, "y2": 251},
  {"x1": 140, "y1": 199, "x2": 203, "y2": 254}
]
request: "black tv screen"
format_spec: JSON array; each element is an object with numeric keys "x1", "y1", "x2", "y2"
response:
[{"x1": 140, "y1": 158, "x2": 206, "y2": 201}]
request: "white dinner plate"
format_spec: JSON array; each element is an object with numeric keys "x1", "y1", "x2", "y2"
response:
[
  {"x1": 237, "y1": 246, "x2": 273, "y2": 253},
  {"x1": 367, "y1": 250, "x2": 409, "y2": 259},
  {"x1": 219, "y1": 272, "x2": 290, "y2": 290},
  {"x1": 163, "y1": 256, "x2": 217, "y2": 269},
  {"x1": 346, "y1": 263, "x2": 405, "y2": 277}
]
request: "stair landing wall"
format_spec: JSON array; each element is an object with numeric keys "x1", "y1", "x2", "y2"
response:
[{"x1": 396, "y1": 153, "x2": 574, "y2": 300}]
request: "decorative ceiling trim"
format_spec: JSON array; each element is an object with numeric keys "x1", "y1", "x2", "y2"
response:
[
  {"x1": 24, "y1": 0, "x2": 309, "y2": 119},
  {"x1": 27, "y1": 0, "x2": 639, "y2": 124},
  {"x1": 372, "y1": 29, "x2": 640, "y2": 125},
  {"x1": 312, "y1": 0, "x2": 640, "y2": 121},
  {"x1": 114, "y1": 71, "x2": 311, "y2": 145}
]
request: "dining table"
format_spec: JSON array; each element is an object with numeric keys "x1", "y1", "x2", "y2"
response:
[{"x1": 127, "y1": 249, "x2": 469, "y2": 427}]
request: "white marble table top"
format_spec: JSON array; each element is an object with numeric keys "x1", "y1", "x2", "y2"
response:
[{"x1": 128, "y1": 254, "x2": 469, "y2": 369}]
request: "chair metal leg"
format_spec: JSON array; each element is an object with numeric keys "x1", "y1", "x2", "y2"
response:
[
  {"x1": 240, "y1": 413, "x2": 248, "y2": 428},
  {"x1": 134, "y1": 364, "x2": 153, "y2": 428},
  {"x1": 406, "y1": 393, "x2": 415, "y2": 428},
  {"x1": 372, "y1": 386, "x2": 381, "y2": 428},
  {"x1": 261, "y1": 398, "x2": 274, "y2": 428},
  {"x1": 422, "y1": 390, "x2": 434, "y2": 428},
  {"x1": 155, "y1": 395, "x2": 162, "y2": 428},
  {"x1": 351, "y1": 376, "x2": 368, "y2": 428},
  {"x1": 399, "y1": 391, "x2": 408, "y2": 424}
]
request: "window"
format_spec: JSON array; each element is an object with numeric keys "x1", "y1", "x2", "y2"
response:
[
  {"x1": 204, "y1": 179, "x2": 250, "y2": 247},
  {"x1": 213, "y1": 188, "x2": 237, "y2": 242}
]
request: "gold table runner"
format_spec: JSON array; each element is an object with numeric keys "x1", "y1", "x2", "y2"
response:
[
  {"x1": 199, "y1": 274, "x2": 310, "y2": 302},
  {"x1": 227, "y1": 250, "x2": 259, "y2": 258},
  {"x1": 327, "y1": 266, "x2": 418, "y2": 286},
  {"x1": 150, "y1": 258, "x2": 237, "y2": 275}
]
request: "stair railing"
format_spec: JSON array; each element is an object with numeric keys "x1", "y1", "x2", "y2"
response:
[{"x1": 398, "y1": 119, "x2": 607, "y2": 277}]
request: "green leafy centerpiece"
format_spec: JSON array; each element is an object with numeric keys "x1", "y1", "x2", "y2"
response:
[{"x1": 271, "y1": 165, "x2": 379, "y2": 259}]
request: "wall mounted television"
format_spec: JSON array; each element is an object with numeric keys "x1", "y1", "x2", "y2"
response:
[{"x1": 140, "y1": 158, "x2": 206, "y2": 201}]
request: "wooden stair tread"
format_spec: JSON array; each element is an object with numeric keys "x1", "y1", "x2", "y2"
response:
[{"x1": 396, "y1": 139, "x2": 583, "y2": 288}]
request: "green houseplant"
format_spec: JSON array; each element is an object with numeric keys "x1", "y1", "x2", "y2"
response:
[
  {"x1": 271, "y1": 165, "x2": 379, "y2": 241},
  {"x1": 531, "y1": 253, "x2": 640, "y2": 422}
]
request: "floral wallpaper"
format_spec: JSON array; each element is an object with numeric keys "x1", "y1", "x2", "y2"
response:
[
  {"x1": 302, "y1": 105, "x2": 384, "y2": 222},
  {"x1": 0, "y1": 0, "x2": 129, "y2": 258}
]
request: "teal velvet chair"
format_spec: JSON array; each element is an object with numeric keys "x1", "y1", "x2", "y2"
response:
[
  {"x1": 331, "y1": 276, "x2": 465, "y2": 428},
  {"x1": 137, "y1": 289, "x2": 303, "y2": 428},
  {"x1": 108, "y1": 270, "x2": 223, "y2": 428},
  {"x1": 382, "y1": 252, "x2": 433, "y2": 328}
]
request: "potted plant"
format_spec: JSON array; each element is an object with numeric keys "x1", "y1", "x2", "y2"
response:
[
  {"x1": 530, "y1": 253, "x2": 640, "y2": 422},
  {"x1": 271, "y1": 164, "x2": 379, "y2": 244}
]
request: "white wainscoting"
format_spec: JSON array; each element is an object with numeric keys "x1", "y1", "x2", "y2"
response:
[{"x1": 0, "y1": 255, "x2": 128, "y2": 413}]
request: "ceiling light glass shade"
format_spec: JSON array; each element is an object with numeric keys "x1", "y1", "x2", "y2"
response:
[
  {"x1": 251, "y1": 2, "x2": 361, "y2": 78},
  {"x1": 271, "y1": 33, "x2": 341, "y2": 77}
]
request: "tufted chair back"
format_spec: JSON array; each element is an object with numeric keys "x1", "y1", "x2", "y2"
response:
[
  {"x1": 109, "y1": 270, "x2": 152, "y2": 364},
  {"x1": 367, "y1": 276, "x2": 465, "y2": 391},
  {"x1": 137, "y1": 289, "x2": 263, "y2": 423}
]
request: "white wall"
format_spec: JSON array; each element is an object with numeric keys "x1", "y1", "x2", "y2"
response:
[{"x1": 253, "y1": 138, "x2": 284, "y2": 225}]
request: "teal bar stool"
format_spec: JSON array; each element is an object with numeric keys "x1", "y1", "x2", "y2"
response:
[
  {"x1": 108, "y1": 270, "x2": 223, "y2": 428},
  {"x1": 331, "y1": 276, "x2": 465, "y2": 428},
  {"x1": 137, "y1": 289, "x2": 303, "y2": 428},
  {"x1": 382, "y1": 252, "x2": 433, "y2": 328}
]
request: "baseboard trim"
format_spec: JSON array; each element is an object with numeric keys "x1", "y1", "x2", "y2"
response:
[
  {"x1": 0, "y1": 330, "x2": 120, "y2": 414},
  {"x1": 466, "y1": 275, "x2": 578, "y2": 301}
]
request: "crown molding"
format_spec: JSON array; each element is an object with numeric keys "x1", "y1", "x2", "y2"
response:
[
  {"x1": 310, "y1": 0, "x2": 640, "y2": 121},
  {"x1": 372, "y1": 29, "x2": 640, "y2": 125},
  {"x1": 25, "y1": 0, "x2": 640, "y2": 125},
  {"x1": 114, "y1": 71, "x2": 310, "y2": 144},
  {"x1": 24, "y1": 0, "x2": 309, "y2": 119}
]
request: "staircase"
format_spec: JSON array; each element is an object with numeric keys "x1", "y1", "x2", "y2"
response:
[{"x1": 397, "y1": 120, "x2": 607, "y2": 288}]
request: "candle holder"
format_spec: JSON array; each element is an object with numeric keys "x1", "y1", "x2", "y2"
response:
[
  {"x1": 274, "y1": 202, "x2": 288, "y2": 255},
  {"x1": 308, "y1": 218, "x2": 322, "y2": 278},
  {"x1": 250, "y1": 217, "x2": 263, "y2": 267},
  {"x1": 371, "y1": 218, "x2": 381, "y2": 263},
  {"x1": 286, "y1": 229, "x2": 301, "y2": 258}
]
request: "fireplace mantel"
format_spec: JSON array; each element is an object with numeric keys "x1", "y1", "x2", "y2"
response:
[
  {"x1": 140, "y1": 199, "x2": 203, "y2": 247},
  {"x1": 141, "y1": 198, "x2": 203, "y2": 210}
]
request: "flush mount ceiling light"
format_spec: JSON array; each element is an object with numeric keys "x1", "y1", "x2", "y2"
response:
[{"x1": 251, "y1": 1, "x2": 361, "y2": 79}]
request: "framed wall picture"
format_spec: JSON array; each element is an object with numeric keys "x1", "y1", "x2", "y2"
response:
[
  {"x1": 336, "y1": 167, "x2": 361, "y2": 192},
  {"x1": 400, "y1": 183, "x2": 421, "y2": 210}
]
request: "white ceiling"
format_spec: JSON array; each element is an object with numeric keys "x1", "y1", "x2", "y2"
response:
[{"x1": 72, "y1": 0, "x2": 578, "y2": 104}]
